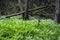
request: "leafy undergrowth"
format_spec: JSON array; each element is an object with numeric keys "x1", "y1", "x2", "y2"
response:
[{"x1": 0, "y1": 19, "x2": 60, "y2": 40}]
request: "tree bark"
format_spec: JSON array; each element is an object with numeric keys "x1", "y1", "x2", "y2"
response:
[
  {"x1": 29, "y1": 0, "x2": 33, "y2": 16},
  {"x1": 37, "y1": 0, "x2": 42, "y2": 6},
  {"x1": 18, "y1": 0, "x2": 23, "y2": 11},
  {"x1": 23, "y1": 0, "x2": 29, "y2": 20},
  {"x1": 54, "y1": 0, "x2": 60, "y2": 23}
]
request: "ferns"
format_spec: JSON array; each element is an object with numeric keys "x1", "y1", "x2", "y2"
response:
[{"x1": 0, "y1": 19, "x2": 60, "y2": 40}]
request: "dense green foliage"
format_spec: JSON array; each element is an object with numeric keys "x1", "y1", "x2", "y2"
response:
[{"x1": 0, "y1": 19, "x2": 60, "y2": 40}]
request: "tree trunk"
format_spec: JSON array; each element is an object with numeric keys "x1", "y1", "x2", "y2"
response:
[
  {"x1": 37, "y1": 0, "x2": 42, "y2": 6},
  {"x1": 29, "y1": 0, "x2": 33, "y2": 16},
  {"x1": 18, "y1": 0, "x2": 23, "y2": 11},
  {"x1": 23, "y1": 0, "x2": 29, "y2": 20},
  {"x1": 54, "y1": 0, "x2": 60, "y2": 23}
]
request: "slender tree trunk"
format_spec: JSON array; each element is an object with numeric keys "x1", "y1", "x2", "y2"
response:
[
  {"x1": 54, "y1": 0, "x2": 60, "y2": 23},
  {"x1": 18, "y1": 0, "x2": 23, "y2": 11},
  {"x1": 43, "y1": 0, "x2": 48, "y2": 5},
  {"x1": 29, "y1": 0, "x2": 33, "y2": 16},
  {"x1": 37, "y1": 0, "x2": 42, "y2": 6},
  {"x1": 23, "y1": 0, "x2": 29, "y2": 20}
]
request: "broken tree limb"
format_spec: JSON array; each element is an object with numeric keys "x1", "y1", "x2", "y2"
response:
[{"x1": 5, "y1": 4, "x2": 54, "y2": 18}]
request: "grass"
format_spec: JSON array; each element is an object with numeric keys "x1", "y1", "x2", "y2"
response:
[{"x1": 0, "y1": 19, "x2": 60, "y2": 40}]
